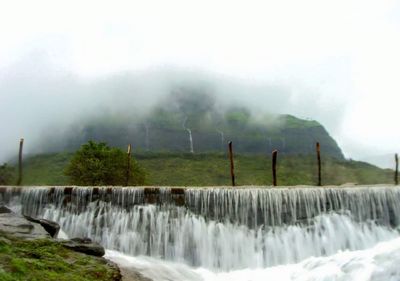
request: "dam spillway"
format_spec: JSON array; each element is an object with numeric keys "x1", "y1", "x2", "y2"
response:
[{"x1": 1, "y1": 185, "x2": 400, "y2": 273}]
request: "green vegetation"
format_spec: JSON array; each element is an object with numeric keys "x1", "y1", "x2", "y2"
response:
[
  {"x1": 0, "y1": 164, "x2": 14, "y2": 185},
  {"x1": 279, "y1": 114, "x2": 320, "y2": 128},
  {"x1": 42, "y1": 89, "x2": 345, "y2": 159},
  {"x1": 6, "y1": 152, "x2": 395, "y2": 186},
  {"x1": 65, "y1": 141, "x2": 146, "y2": 186},
  {"x1": 0, "y1": 232, "x2": 120, "y2": 281},
  {"x1": 136, "y1": 153, "x2": 394, "y2": 186},
  {"x1": 19, "y1": 153, "x2": 71, "y2": 186}
]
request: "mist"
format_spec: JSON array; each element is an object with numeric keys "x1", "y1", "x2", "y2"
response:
[
  {"x1": 0, "y1": 53, "x2": 350, "y2": 163},
  {"x1": 1, "y1": 0, "x2": 400, "y2": 166}
]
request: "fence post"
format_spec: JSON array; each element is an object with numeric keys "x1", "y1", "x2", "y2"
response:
[
  {"x1": 316, "y1": 142, "x2": 322, "y2": 186},
  {"x1": 126, "y1": 144, "x2": 132, "y2": 186},
  {"x1": 228, "y1": 141, "x2": 235, "y2": 187},
  {"x1": 17, "y1": 138, "x2": 24, "y2": 186},
  {"x1": 272, "y1": 150, "x2": 278, "y2": 186},
  {"x1": 395, "y1": 153, "x2": 398, "y2": 185}
]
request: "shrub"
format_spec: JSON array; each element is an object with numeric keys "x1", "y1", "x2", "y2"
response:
[
  {"x1": 0, "y1": 164, "x2": 14, "y2": 185},
  {"x1": 65, "y1": 141, "x2": 146, "y2": 186}
]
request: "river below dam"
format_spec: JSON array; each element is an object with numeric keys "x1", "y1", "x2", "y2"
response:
[{"x1": 1, "y1": 185, "x2": 400, "y2": 281}]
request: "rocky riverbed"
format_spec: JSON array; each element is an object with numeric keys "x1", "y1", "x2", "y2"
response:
[{"x1": 0, "y1": 206, "x2": 150, "y2": 281}]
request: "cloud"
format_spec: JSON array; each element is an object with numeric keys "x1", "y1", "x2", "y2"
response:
[
  {"x1": 0, "y1": 54, "x2": 350, "y2": 162},
  {"x1": 0, "y1": 0, "x2": 399, "y2": 162}
]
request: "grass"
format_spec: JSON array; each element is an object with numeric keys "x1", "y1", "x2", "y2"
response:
[
  {"x1": 0, "y1": 232, "x2": 120, "y2": 281},
  {"x1": 138, "y1": 153, "x2": 394, "y2": 186},
  {"x1": 20, "y1": 153, "x2": 71, "y2": 186},
  {"x1": 11, "y1": 152, "x2": 395, "y2": 186}
]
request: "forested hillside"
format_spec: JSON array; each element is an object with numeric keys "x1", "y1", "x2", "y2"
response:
[{"x1": 42, "y1": 89, "x2": 344, "y2": 159}]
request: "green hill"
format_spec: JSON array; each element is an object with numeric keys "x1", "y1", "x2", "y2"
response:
[
  {"x1": 40, "y1": 89, "x2": 344, "y2": 159},
  {"x1": 12, "y1": 152, "x2": 394, "y2": 186}
]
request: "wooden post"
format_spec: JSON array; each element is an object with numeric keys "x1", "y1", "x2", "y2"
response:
[
  {"x1": 17, "y1": 138, "x2": 24, "y2": 186},
  {"x1": 395, "y1": 153, "x2": 399, "y2": 185},
  {"x1": 316, "y1": 142, "x2": 322, "y2": 186},
  {"x1": 272, "y1": 150, "x2": 278, "y2": 186},
  {"x1": 228, "y1": 141, "x2": 235, "y2": 187},
  {"x1": 126, "y1": 144, "x2": 132, "y2": 186}
]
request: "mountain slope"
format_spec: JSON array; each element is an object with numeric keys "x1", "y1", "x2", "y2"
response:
[{"x1": 41, "y1": 89, "x2": 344, "y2": 159}]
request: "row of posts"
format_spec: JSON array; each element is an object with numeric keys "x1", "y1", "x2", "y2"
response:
[
  {"x1": 13, "y1": 138, "x2": 400, "y2": 187},
  {"x1": 228, "y1": 141, "x2": 398, "y2": 187}
]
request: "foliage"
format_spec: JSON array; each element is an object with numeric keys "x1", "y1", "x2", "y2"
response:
[
  {"x1": 51, "y1": 88, "x2": 344, "y2": 159},
  {"x1": 65, "y1": 141, "x2": 146, "y2": 186},
  {"x1": 225, "y1": 107, "x2": 251, "y2": 128},
  {"x1": 147, "y1": 87, "x2": 216, "y2": 130},
  {"x1": 169, "y1": 87, "x2": 215, "y2": 119},
  {"x1": 19, "y1": 152, "x2": 394, "y2": 186},
  {"x1": 147, "y1": 107, "x2": 181, "y2": 129},
  {"x1": 280, "y1": 114, "x2": 320, "y2": 128},
  {"x1": 0, "y1": 164, "x2": 14, "y2": 185},
  {"x1": 137, "y1": 153, "x2": 394, "y2": 186},
  {"x1": 19, "y1": 153, "x2": 70, "y2": 185},
  {"x1": 0, "y1": 232, "x2": 120, "y2": 281}
]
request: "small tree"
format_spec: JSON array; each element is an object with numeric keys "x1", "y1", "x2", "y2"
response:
[
  {"x1": 0, "y1": 164, "x2": 15, "y2": 185},
  {"x1": 65, "y1": 141, "x2": 146, "y2": 186}
]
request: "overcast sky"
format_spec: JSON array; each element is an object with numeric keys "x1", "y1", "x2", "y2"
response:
[{"x1": 1, "y1": 0, "x2": 400, "y2": 164}]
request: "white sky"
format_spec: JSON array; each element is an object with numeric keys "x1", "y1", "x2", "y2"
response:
[{"x1": 1, "y1": 0, "x2": 400, "y2": 161}]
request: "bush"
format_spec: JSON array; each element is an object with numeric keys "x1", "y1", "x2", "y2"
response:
[
  {"x1": 65, "y1": 141, "x2": 146, "y2": 186},
  {"x1": 0, "y1": 164, "x2": 14, "y2": 185}
]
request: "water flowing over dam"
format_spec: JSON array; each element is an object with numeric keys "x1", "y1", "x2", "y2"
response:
[{"x1": 2, "y1": 186, "x2": 400, "y2": 280}]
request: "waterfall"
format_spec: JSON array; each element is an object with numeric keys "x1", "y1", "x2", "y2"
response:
[
  {"x1": 187, "y1": 129, "x2": 194, "y2": 153},
  {"x1": 216, "y1": 129, "x2": 224, "y2": 151},
  {"x1": 2, "y1": 186, "x2": 400, "y2": 272},
  {"x1": 267, "y1": 137, "x2": 272, "y2": 151},
  {"x1": 145, "y1": 124, "x2": 150, "y2": 151},
  {"x1": 281, "y1": 137, "x2": 286, "y2": 151},
  {"x1": 182, "y1": 117, "x2": 194, "y2": 153}
]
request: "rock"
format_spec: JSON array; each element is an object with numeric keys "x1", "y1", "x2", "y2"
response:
[
  {"x1": 70, "y1": 237, "x2": 92, "y2": 243},
  {"x1": 118, "y1": 267, "x2": 153, "y2": 281},
  {"x1": 0, "y1": 236, "x2": 11, "y2": 245},
  {"x1": 106, "y1": 260, "x2": 123, "y2": 281},
  {"x1": 0, "y1": 206, "x2": 12, "y2": 214},
  {"x1": 61, "y1": 237, "x2": 105, "y2": 257},
  {"x1": 24, "y1": 216, "x2": 60, "y2": 238},
  {"x1": 0, "y1": 212, "x2": 50, "y2": 239}
]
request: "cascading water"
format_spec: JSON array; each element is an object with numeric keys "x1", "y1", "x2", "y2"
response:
[
  {"x1": 267, "y1": 137, "x2": 272, "y2": 151},
  {"x1": 216, "y1": 129, "x2": 224, "y2": 151},
  {"x1": 145, "y1": 124, "x2": 150, "y2": 151},
  {"x1": 183, "y1": 117, "x2": 194, "y2": 153},
  {"x1": 2, "y1": 186, "x2": 400, "y2": 280}
]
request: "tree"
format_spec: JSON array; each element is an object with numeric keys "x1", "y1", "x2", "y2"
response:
[
  {"x1": 225, "y1": 107, "x2": 251, "y2": 128},
  {"x1": 65, "y1": 141, "x2": 146, "y2": 186},
  {"x1": 0, "y1": 164, "x2": 15, "y2": 185}
]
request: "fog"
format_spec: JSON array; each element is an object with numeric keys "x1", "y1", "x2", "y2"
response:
[
  {"x1": 1, "y1": 55, "x2": 345, "y2": 161},
  {"x1": 1, "y1": 0, "x2": 400, "y2": 166}
]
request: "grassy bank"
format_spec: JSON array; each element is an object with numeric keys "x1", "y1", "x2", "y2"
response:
[
  {"x1": 0, "y1": 232, "x2": 120, "y2": 281},
  {"x1": 14, "y1": 152, "x2": 395, "y2": 186}
]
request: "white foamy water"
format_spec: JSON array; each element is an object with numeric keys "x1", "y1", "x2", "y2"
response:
[
  {"x1": 2, "y1": 186, "x2": 400, "y2": 279},
  {"x1": 105, "y1": 237, "x2": 400, "y2": 281},
  {"x1": 42, "y1": 207, "x2": 397, "y2": 270}
]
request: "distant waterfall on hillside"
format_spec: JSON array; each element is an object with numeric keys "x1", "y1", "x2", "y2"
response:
[
  {"x1": 182, "y1": 117, "x2": 194, "y2": 153},
  {"x1": 145, "y1": 124, "x2": 150, "y2": 151},
  {"x1": 281, "y1": 137, "x2": 286, "y2": 151},
  {"x1": 267, "y1": 137, "x2": 272, "y2": 151},
  {"x1": 3, "y1": 186, "x2": 400, "y2": 271},
  {"x1": 216, "y1": 129, "x2": 225, "y2": 151}
]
